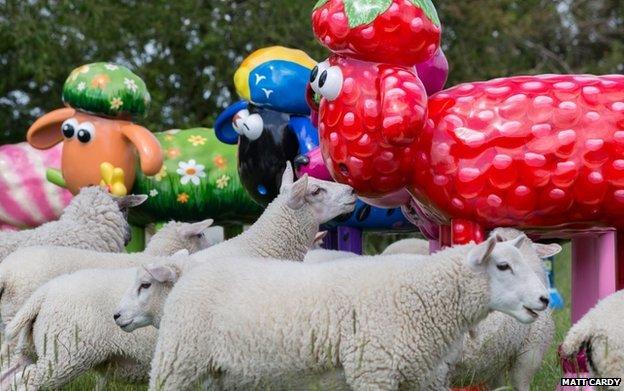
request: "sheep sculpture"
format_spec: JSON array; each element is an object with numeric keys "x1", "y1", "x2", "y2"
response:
[
  {"x1": 147, "y1": 233, "x2": 549, "y2": 391},
  {"x1": 0, "y1": 186, "x2": 146, "y2": 261}
]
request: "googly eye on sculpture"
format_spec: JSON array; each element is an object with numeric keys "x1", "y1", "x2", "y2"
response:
[{"x1": 26, "y1": 62, "x2": 163, "y2": 196}]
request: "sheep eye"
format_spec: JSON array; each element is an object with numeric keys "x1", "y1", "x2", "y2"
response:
[
  {"x1": 232, "y1": 109, "x2": 250, "y2": 135},
  {"x1": 76, "y1": 122, "x2": 95, "y2": 144},
  {"x1": 61, "y1": 118, "x2": 78, "y2": 138},
  {"x1": 496, "y1": 263, "x2": 511, "y2": 271},
  {"x1": 241, "y1": 113, "x2": 264, "y2": 141},
  {"x1": 196, "y1": 232, "x2": 205, "y2": 238},
  {"x1": 317, "y1": 66, "x2": 343, "y2": 101},
  {"x1": 139, "y1": 282, "x2": 152, "y2": 293},
  {"x1": 309, "y1": 60, "x2": 331, "y2": 95},
  {"x1": 311, "y1": 187, "x2": 325, "y2": 196}
]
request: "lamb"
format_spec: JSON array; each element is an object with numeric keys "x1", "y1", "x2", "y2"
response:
[
  {"x1": 0, "y1": 163, "x2": 357, "y2": 390},
  {"x1": 447, "y1": 227, "x2": 561, "y2": 391},
  {"x1": 147, "y1": 233, "x2": 550, "y2": 391},
  {"x1": 382, "y1": 237, "x2": 431, "y2": 255},
  {"x1": 561, "y1": 289, "x2": 624, "y2": 388},
  {"x1": 0, "y1": 218, "x2": 220, "y2": 328},
  {"x1": 0, "y1": 186, "x2": 146, "y2": 261}
]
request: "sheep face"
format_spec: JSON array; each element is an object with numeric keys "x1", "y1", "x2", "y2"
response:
[
  {"x1": 114, "y1": 263, "x2": 179, "y2": 332},
  {"x1": 175, "y1": 219, "x2": 223, "y2": 253},
  {"x1": 279, "y1": 162, "x2": 357, "y2": 224},
  {"x1": 27, "y1": 108, "x2": 163, "y2": 195},
  {"x1": 466, "y1": 234, "x2": 550, "y2": 324}
]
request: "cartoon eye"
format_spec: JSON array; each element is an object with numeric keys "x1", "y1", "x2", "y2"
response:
[
  {"x1": 242, "y1": 113, "x2": 264, "y2": 141},
  {"x1": 310, "y1": 60, "x2": 331, "y2": 95},
  {"x1": 317, "y1": 66, "x2": 343, "y2": 101},
  {"x1": 61, "y1": 118, "x2": 78, "y2": 139},
  {"x1": 76, "y1": 122, "x2": 95, "y2": 143},
  {"x1": 232, "y1": 109, "x2": 250, "y2": 135}
]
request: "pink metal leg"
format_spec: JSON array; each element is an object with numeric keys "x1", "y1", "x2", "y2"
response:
[{"x1": 571, "y1": 230, "x2": 617, "y2": 322}]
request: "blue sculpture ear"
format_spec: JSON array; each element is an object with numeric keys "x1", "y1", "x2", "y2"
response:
[{"x1": 214, "y1": 100, "x2": 249, "y2": 144}]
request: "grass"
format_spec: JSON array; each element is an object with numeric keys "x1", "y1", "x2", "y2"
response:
[{"x1": 61, "y1": 236, "x2": 573, "y2": 390}]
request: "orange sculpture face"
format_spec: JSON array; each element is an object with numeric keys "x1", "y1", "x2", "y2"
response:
[{"x1": 27, "y1": 107, "x2": 163, "y2": 195}]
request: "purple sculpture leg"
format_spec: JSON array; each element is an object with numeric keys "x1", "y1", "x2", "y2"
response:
[
  {"x1": 558, "y1": 230, "x2": 617, "y2": 390},
  {"x1": 336, "y1": 226, "x2": 363, "y2": 254},
  {"x1": 571, "y1": 230, "x2": 617, "y2": 322}
]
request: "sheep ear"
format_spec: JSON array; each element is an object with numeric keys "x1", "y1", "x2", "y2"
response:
[
  {"x1": 533, "y1": 243, "x2": 562, "y2": 258},
  {"x1": 509, "y1": 234, "x2": 527, "y2": 249},
  {"x1": 286, "y1": 174, "x2": 308, "y2": 210},
  {"x1": 314, "y1": 231, "x2": 328, "y2": 245},
  {"x1": 120, "y1": 124, "x2": 164, "y2": 176},
  {"x1": 27, "y1": 107, "x2": 76, "y2": 149},
  {"x1": 114, "y1": 194, "x2": 148, "y2": 210},
  {"x1": 280, "y1": 161, "x2": 295, "y2": 193},
  {"x1": 145, "y1": 264, "x2": 179, "y2": 283},
  {"x1": 181, "y1": 219, "x2": 214, "y2": 237},
  {"x1": 466, "y1": 236, "x2": 497, "y2": 269}
]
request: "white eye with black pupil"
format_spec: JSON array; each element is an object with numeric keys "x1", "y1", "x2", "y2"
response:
[
  {"x1": 76, "y1": 122, "x2": 95, "y2": 144},
  {"x1": 61, "y1": 118, "x2": 78, "y2": 138},
  {"x1": 232, "y1": 109, "x2": 250, "y2": 135},
  {"x1": 317, "y1": 66, "x2": 343, "y2": 101},
  {"x1": 310, "y1": 60, "x2": 331, "y2": 95},
  {"x1": 242, "y1": 114, "x2": 264, "y2": 141}
]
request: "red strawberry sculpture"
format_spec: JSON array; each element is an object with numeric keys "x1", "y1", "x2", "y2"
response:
[
  {"x1": 312, "y1": 0, "x2": 624, "y2": 235},
  {"x1": 311, "y1": 0, "x2": 439, "y2": 208}
]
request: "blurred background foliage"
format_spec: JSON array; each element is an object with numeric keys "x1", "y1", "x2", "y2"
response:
[{"x1": 1, "y1": 0, "x2": 623, "y2": 144}]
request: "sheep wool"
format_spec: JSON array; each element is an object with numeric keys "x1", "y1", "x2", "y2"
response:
[
  {"x1": 448, "y1": 227, "x2": 557, "y2": 391},
  {"x1": 3, "y1": 269, "x2": 156, "y2": 389},
  {"x1": 382, "y1": 237, "x2": 431, "y2": 255},
  {"x1": 0, "y1": 219, "x2": 218, "y2": 327},
  {"x1": 149, "y1": 246, "x2": 495, "y2": 391},
  {"x1": 303, "y1": 249, "x2": 357, "y2": 263},
  {"x1": 561, "y1": 289, "x2": 624, "y2": 388},
  {"x1": 0, "y1": 187, "x2": 140, "y2": 261}
]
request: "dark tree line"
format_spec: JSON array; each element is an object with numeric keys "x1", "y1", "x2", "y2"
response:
[{"x1": 1, "y1": 0, "x2": 623, "y2": 144}]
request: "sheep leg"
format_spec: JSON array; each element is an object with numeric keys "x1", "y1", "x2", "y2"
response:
[
  {"x1": 149, "y1": 341, "x2": 213, "y2": 391},
  {"x1": 509, "y1": 348, "x2": 544, "y2": 391}
]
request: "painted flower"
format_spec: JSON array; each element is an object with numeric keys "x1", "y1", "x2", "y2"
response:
[
  {"x1": 91, "y1": 73, "x2": 111, "y2": 89},
  {"x1": 177, "y1": 159, "x2": 206, "y2": 186},
  {"x1": 153, "y1": 165, "x2": 167, "y2": 181},
  {"x1": 177, "y1": 192, "x2": 189, "y2": 203},
  {"x1": 149, "y1": 189, "x2": 159, "y2": 197},
  {"x1": 166, "y1": 148, "x2": 181, "y2": 159},
  {"x1": 164, "y1": 134, "x2": 174, "y2": 141},
  {"x1": 215, "y1": 174, "x2": 230, "y2": 189},
  {"x1": 110, "y1": 97, "x2": 123, "y2": 110},
  {"x1": 124, "y1": 77, "x2": 138, "y2": 92},
  {"x1": 187, "y1": 135, "x2": 207, "y2": 146},
  {"x1": 105, "y1": 63, "x2": 119, "y2": 71},
  {"x1": 70, "y1": 65, "x2": 90, "y2": 81},
  {"x1": 213, "y1": 155, "x2": 227, "y2": 169},
  {"x1": 76, "y1": 82, "x2": 86, "y2": 91}
]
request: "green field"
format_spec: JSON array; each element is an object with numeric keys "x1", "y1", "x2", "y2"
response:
[{"x1": 60, "y1": 236, "x2": 572, "y2": 390}]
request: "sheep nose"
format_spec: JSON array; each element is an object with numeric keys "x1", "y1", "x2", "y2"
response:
[
  {"x1": 539, "y1": 296, "x2": 550, "y2": 307},
  {"x1": 350, "y1": 188, "x2": 355, "y2": 195},
  {"x1": 113, "y1": 313, "x2": 121, "y2": 321}
]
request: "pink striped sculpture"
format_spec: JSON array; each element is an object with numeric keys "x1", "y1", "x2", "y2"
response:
[{"x1": 0, "y1": 142, "x2": 72, "y2": 230}]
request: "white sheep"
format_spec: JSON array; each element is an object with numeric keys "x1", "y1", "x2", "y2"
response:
[
  {"x1": 0, "y1": 219, "x2": 220, "y2": 328},
  {"x1": 382, "y1": 237, "x2": 431, "y2": 255},
  {"x1": 0, "y1": 163, "x2": 357, "y2": 390},
  {"x1": 447, "y1": 227, "x2": 561, "y2": 391},
  {"x1": 0, "y1": 187, "x2": 146, "y2": 261},
  {"x1": 147, "y1": 233, "x2": 550, "y2": 391},
  {"x1": 561, "y1": 289, "x2": 624, "y2": 388}
]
